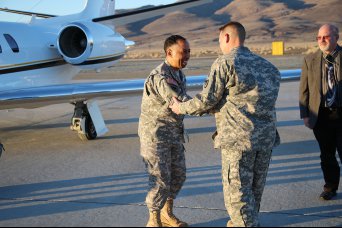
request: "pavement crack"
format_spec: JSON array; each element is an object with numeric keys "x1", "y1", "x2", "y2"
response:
[
  {"x1": 1, "y1": 198, "x2": 341, "y2": 220},
  {"x1": 176, "y1": 205, "x2": 342, "y2": 219}
]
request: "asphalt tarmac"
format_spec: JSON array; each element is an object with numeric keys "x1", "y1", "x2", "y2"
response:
[
  {"x1": 76, "y1": 55, "x2": 304, "y2": 80},
  {"x1": 0, "y1": 78, "x2": 342, "y2": 226}
]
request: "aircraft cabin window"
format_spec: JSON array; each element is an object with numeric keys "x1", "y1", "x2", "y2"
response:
[{"x1": 4, "y1": 34, "x2": 19, "y2": 53}]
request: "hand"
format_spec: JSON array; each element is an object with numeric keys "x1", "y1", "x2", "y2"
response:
[
  {"x1": 169, "y1": 97, "x2": 181, "y2": 115},
  {"x1": 0, "y1": 143, "x2": 4, "y2": 158},
  {"x1": 303, "y1": 117, "x2": 312, "y2": 129}
]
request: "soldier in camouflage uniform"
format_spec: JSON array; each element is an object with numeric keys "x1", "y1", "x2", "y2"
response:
[
  {"x1": 170, "y1": 22, "x2": 281, "y2": 227},
  {"x1": 138, "y1": 35, "x2": 191, "y2": 227}
]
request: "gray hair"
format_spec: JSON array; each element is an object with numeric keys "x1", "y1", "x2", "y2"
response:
[
  {"x1": 330, "y1": 25, "x2": 339, "y2": 36},
  {"x1": 321, "y1": 24, "x2": 339, "y2": 36}
]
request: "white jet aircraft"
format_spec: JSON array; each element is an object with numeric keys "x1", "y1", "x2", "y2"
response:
[{"x1": 0, "y1": 0, "x2": 301, "y2": 141}]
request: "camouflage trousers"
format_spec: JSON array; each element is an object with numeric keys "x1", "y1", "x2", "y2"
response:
[
  {"x1": 141, "y1": 141, "x2": 186, "y2": 211},
  {"x1": 222, "y1": 148, "x2": 272, "y2": 227}
]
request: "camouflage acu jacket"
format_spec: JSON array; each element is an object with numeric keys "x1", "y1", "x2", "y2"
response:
[
  {"x1": 138, "y1": 61, "x2": 191, "y2": 144},
  {"x1": 179, "y1": 46, "x2": 281, "y2": 151}
]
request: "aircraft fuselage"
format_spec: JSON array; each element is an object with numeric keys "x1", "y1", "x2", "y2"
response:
[{"x1": 0, "y1": 20, "x2": 126, "y2": 92}]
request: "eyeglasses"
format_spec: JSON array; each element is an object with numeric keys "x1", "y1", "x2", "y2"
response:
[{"x1": 316, "y1": 35, "x2": 331, "y2": 41}]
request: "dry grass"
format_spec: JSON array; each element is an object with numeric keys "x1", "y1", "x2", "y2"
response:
[{"x1": 124, "y1": 41, "x2": 323, "y2": 59}]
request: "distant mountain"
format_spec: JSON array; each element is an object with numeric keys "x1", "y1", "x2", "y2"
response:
[{"x1": 116, "y1": 0, "x2": 342, "y2": 57}]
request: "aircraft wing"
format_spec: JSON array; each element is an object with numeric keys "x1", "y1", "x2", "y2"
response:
[
  {"x1": 93, "y1": 0, "x2": 214, "y2": 26},
  {"x1": 0, "y1": 80, "x2": 144, "y2": 110},
  {"x1": 0, "y1": 69, "x2": 301, "y2": 110},
  {"x1": 1, "y1": 0, "x2": 213, "y2": 24},
  {"x1": 0, "y1": 7, "x2": 56, "y2": 18}
]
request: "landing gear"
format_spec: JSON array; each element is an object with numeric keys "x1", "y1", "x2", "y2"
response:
[{"x1": 70, "y1": 101, "x2": 97, "y2": 141}]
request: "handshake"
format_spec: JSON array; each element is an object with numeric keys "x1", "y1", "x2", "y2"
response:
[
  {"x1": 0, "y1": 143, "x2": 4, "y2": 158},
  {"x1": 169, "y1": 97, "x2": 182, "y2": 115}
]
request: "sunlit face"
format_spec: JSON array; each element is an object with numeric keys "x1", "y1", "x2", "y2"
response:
[
  {"x1": 317, "y1": 26, "x2": 339, "y2": 53},
  {"x1": 166, "y1": 40, "x2": 190, "y2": 70}
]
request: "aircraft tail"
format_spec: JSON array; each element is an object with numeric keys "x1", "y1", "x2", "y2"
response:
[{"x1": 81, "y1": 0, "x2": 115, "y2": 20}]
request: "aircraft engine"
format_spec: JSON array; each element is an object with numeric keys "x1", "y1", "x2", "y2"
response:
[{"x1": 57, "y1": 23, "x2": 93, "y2": 65}]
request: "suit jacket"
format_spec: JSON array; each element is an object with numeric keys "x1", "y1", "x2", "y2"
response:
[{"x1": 299, "y1": 47, "x2": 342, "y2": 129}]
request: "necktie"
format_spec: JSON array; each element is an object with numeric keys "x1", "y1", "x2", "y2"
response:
[{"x1": 326, "y1": 62, "x2": 336, "y2": 107}]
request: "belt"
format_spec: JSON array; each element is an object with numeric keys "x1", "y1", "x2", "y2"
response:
[
  {"x1": 320, "y1": 107, "x2": 341, "y2": 112},
  {"x1": 328, "y1": 107, "x2": 342, "y2": 112}
]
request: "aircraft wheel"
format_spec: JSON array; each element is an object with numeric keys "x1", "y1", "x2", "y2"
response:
[{"x1": 78, "y1": 114, "x2": 97, "y2": 141}]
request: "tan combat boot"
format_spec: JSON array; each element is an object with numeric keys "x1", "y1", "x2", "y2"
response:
[
  {"x1": 146, "y1": 210, "x2": 162, "y2": 227},
  {"x1": 227, "y1": 220, "x2": 234, "y2": 227},
  {"x1": 161, "y1": 199, "x2": 188, "y2": 227}
]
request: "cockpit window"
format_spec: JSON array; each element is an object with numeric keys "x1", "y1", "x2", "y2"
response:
[
  {"x1": 4, "y1": 34, "x2": 19, "y2": 53},
  {"x1": 0, "y1": 45, "x2": 2, "y2": 53}
]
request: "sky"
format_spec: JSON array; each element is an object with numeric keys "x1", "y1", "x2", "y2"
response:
[
  {"x1": 0, "y1": 0, "x2": 176, "y2": 22},
  {"x1": 117, "y1": 0, "x2": 176, "y2": 9}
]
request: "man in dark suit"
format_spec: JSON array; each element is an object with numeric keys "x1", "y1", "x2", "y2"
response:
[{"x1": 299, "y1": 24, "x2": 341, "y2": 200}]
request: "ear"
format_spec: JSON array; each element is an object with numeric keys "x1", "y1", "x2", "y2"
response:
[
  {"x1": 167, "y1": 48, "x2": 173, "y2": 57},
  {"x1": 225, "y1": 34, "x2": 230, "y2": 43}
]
